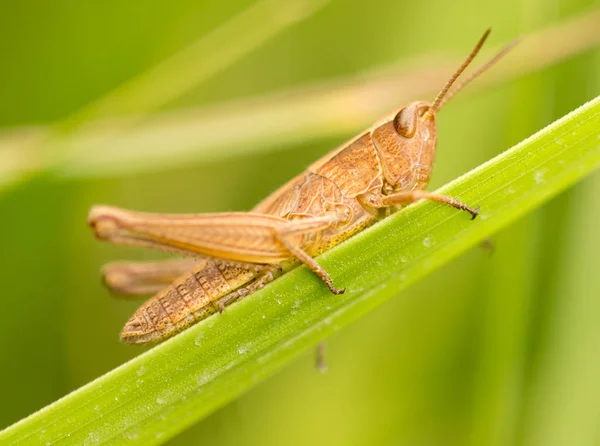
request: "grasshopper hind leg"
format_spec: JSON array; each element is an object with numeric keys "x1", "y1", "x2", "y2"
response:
[
  {"x1": 214, "y1": 265, "x2": 281, "y2": 312},
  {"x1": 102, "y1": 258, "x2": 198, "y2": 297}
]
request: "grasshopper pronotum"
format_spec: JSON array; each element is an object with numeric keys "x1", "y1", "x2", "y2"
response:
[{"x1": 89, "y1": 29, "x2": 517, "y2": 344}]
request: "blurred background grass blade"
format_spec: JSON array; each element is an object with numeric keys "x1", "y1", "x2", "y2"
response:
[
  {"x1": 523, "y1": 173, "x2": 600, "y2": 446},
  {"x1": 0, "y1": 0, "x2": 331, "y2": 193},
  {"x1": 1, "y1": 96, "x2": 598, "y2": 445},
  {"x1": 62, "y1": 0, "x2": 332, "y2": 126},
  {"x1": 50, "y1": 6, "x2": 600, "y2": 180},
  {"x1": 0, "y1": 8, "x2": 599, "y2": 186}
]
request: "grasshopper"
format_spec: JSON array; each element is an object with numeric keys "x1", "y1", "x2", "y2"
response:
[{"x1": 89, "y1": 29, "x2": 516, "y2": 344}]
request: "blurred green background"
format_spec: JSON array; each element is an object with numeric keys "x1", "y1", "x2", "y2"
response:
[{"x1": 1, "y1": 0, "x2": 599, "y2": 445}]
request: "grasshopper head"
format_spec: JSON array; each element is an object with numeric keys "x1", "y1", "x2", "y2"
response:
[
  {"x1": 371, "y1": 29, "x2": 517, "y2": 192},
  {"x1": 370, "y1": 100, "x2": 437, "y2": 190}
]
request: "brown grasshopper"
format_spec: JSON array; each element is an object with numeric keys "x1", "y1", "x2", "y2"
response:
[{"x1": 89, "y1": 29, "x2": 516, "y2": 344}]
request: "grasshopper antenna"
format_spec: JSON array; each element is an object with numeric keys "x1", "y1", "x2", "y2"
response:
[
  {"x1": 429, "y1": 29, "x2": 520, "y2": 115},
  {"x1": 435, "y1": 35, "x2": 520, "y2": 111},
  {"x1": 428, "y1": 28, "x2": 491, "y2": 115}
]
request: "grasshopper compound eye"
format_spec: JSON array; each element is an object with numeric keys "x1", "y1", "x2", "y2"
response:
[{"x1": 393, "y1": 105, "x2": 418, "y2": 138}]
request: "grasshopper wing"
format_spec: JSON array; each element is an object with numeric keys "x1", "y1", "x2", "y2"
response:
[{"x1": 89, "y1": 205, "x2": 299, "y2": 264}]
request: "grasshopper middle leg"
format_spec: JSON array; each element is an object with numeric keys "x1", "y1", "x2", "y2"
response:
[{"x1": 275, "y1": 214, "x2": 346, "y2": 295}]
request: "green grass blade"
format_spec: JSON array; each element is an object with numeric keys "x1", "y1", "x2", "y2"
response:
[{"x1": 1, "y1": 96, "x2": 598, "y2": 445}]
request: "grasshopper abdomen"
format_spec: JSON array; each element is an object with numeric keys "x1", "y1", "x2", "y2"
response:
[{"x1": 120, "y1": 259, "x2": 268, "y2": 343}]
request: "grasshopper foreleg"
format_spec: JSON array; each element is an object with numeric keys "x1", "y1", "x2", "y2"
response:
[{"x1": 367, "y1": 191, "x2": 479, "y2": 219}]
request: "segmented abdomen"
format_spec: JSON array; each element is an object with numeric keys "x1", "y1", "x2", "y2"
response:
[{"x1": 121, "y1": 259, "x2": 260, "y2": 344}]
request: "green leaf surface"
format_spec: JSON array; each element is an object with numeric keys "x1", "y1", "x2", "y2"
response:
[{"x1": 2, "y1": 96, "x2": 599, "y2": 445}]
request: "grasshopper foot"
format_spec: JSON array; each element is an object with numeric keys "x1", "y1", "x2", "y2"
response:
[
  {"x1": 327, "y1": 284, "x2": 346, "y2": 295},
  {"x1": 469, "y1": 205, "x2": 480, "y2": 220}
]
